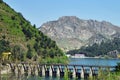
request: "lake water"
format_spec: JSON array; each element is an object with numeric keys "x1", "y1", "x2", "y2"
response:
[
  {"x1": 1, "y1": 58, "x2": 120, "y2": 80},
  {"x1": 69, "y1": 58, "x2": 120, "y2": 66}
]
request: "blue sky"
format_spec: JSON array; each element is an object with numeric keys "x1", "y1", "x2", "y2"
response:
[{"x1": 3, "y1": 0, "x2": 120, "y2": 27}]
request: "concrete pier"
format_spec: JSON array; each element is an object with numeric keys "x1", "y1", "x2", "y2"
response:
[
  {"x1": 72, "y1": 66, "x2": 76, "y2": 78},
  {"x1": 49, "y1": 66, "x2": 52, "y2": 77},
  {"x1": 56, "y1": 66, "x2": 60, "y2": 77},
  {"x1": 5, "y1": 63, "x2": 115, "y2": 79},
  {"x1": 81, "y1": 66, "x2": 84, "y2": 78},
  {"x1": 42, "y1": 65, "x2": 45, "y2": 76},
  {"x1": 89, "y1": 67, "x2": 93, "y2": 77}
]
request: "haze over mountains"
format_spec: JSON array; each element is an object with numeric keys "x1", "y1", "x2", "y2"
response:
[{"x1": 39, "y1": 16, "x2": 120, "y2": 51}]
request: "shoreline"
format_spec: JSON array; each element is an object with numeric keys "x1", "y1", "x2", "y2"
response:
[{"x1": 69, "y1": 56, "x2": 120, "y2": 59}]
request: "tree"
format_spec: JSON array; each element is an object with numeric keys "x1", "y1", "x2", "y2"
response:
[
  {"x1": 115, "y1": 63, "x2": 120, "y2": 72},
  {"x1": 12, "y1": 45, "x2": 25, "y2": 61},
  {"x1": 0, "y1": 0, "x2": 3, "y2": 3},
  {"x1": 33, "y1": 24, "x2": 36, "y2": 28},
  {"x1": 0, "y1": 39, "x2": 10, "y2": 54},
  {"x1": 49, "y1": 48, "x2": 55, "y2": 58},
  {"x1": 26, "y1": 49, "x2": 33, "y2": 59},
  {"x1": 26, "y1": 44, "x2": 34, "y2": 59}
]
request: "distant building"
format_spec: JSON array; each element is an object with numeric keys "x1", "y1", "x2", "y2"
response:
[
  {"x1": 66, "y1": 54, "x2": 71, "y2": 57},
  {"x1": 71, "y1": 54, "x2": 85, "y2": 58}
]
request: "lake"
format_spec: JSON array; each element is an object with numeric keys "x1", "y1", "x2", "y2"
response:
[
  {"x1": 1, "y1": 58, "x2": 120, "y2": 80},
  {"x1": 69, "y1": 58, "x2": 120, "y2": 66}
]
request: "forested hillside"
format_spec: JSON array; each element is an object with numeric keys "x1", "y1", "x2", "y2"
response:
[
  {"x1": 0, "y1": 0, "x2": 67, "y2": 63},
  {"x1": 67, "y1": 37, "x2": 120, "y2": 58}
]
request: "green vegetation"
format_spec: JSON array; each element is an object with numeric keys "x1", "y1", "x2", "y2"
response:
[
  {"x1": 88, "y1": 70, "x2": 120, "y2": 80},
  {"x1": 67, "y1": 38, "x2": 120, "y2": 58},
  {"x1": 0, "y1": 1, "x2": 68, "y2": 63},
  {"x1": 89, "y1": 63, "x2": 120, "y2": 80},
  {"x1": 64, "y1": 68, "x2": 69, "y2": 80}
]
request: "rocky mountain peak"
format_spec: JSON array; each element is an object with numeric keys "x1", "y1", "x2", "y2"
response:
[
  {"x1": 58, "y1": 16, "x2": 80, "y2": 21},
  {"x1": 39, "y1": 16, "x2": 120, "y2": 52}
]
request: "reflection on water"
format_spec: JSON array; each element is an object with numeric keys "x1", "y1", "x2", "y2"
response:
[{"x1": 1, "y1": 74, "x2": 77, "y2": 80}]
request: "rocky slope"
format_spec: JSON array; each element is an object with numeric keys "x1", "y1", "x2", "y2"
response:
[{"x1": 39, "y1": 16, "x2": 120, "y2": 51}]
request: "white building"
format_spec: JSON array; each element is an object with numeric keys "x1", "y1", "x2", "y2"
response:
[{"x1": 71, "y1": 54, "x2": 85, "y2": 58}]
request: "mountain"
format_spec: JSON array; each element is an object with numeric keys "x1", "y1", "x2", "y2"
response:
[
  {"x1": 0, "y1": 1, "x2": 67, "y2": 63},
  {"x1": 39, "y1": 16, "x2": 120, "y2": 51}
]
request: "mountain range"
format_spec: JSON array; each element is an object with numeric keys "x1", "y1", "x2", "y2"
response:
[{"x1": 39, "y1": 16, "x2": 120, "y2": 52}]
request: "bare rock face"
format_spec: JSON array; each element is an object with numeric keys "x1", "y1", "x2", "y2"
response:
[{"x1": 39, "y1": 16, "x2": 120, "y2": 51}]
